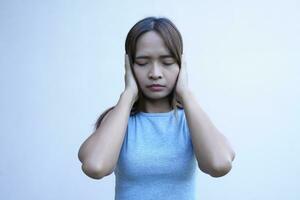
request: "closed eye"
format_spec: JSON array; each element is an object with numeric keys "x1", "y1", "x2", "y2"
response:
[
  {"x1": 163, "y1": 62, "x2": 175, "y2": 66},
  {"x1": 136, "y1": 62, "x2": 148, "y2": 66},
  {"x1": 136, "y1": 61, "x2": 175, "y2": 66}
]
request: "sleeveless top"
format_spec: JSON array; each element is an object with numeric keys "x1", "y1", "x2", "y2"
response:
[{"x1": 113, "y1": 108, "x2": 198, "y2": 200}]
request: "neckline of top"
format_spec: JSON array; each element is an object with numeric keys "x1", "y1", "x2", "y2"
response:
[{"x1": 138, "y1": 108, "x2": 181, "y2": 117}]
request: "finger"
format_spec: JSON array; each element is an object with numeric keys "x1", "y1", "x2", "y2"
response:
[
  {"x1": 181, "y1": 53, "x2": 186, "y2": 68},
  {"x1": 125, "y1": 54, "x2": 129, "y2": 70},
  {"x1": 126, "y1": 54, "x2": 133, "y2": 74}
]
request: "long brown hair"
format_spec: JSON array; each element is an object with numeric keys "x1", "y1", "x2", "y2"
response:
[{"x1": 94, "y1": 16, "x2": 184, "y2": 130}]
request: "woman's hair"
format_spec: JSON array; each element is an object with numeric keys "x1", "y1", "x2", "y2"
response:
[{"x1": 94, "y1": 16, "x2": 184, "y2": 130}]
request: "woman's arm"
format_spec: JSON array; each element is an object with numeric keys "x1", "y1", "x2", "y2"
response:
[
  {"x1": 78, "y1": 90, "x2": 135, "y2": 179},
  {"x1": 181, "y1": 89, "x2": 236, "y2": 178}
]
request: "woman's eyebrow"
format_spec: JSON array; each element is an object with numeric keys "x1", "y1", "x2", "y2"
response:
[{"x1": 135, "y1": 54, "x2": 173, "y2": 59}]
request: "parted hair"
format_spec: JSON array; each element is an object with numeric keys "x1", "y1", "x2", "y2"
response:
[{"x1": 94, "y1": 16, "x2": 184, "y2": 130}]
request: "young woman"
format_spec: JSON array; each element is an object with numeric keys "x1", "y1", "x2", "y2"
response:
[{"x1": 78, "y1": 16, "x2": 236, "y2": 200}]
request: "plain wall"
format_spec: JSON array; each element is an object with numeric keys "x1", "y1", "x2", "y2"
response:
[{"x1": 0, "y1": 0, "x2": 299, "y2": 199}]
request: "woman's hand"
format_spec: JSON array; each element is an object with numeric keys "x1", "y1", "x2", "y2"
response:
[
  {"x1": 175, "y1": 54, "x2": 190, "y2": 103},
  {"x1": 124, "y1": 53, "x2": 139, "y2": 103}
]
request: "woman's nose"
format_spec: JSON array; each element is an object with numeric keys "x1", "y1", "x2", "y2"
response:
[{"x1": 148, "y1": 63, "x2": 163, "y2": 79}]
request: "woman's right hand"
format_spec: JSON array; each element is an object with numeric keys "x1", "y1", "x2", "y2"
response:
[{"x1": 124, "y1": 54, "x2": 139, "y2": 103}]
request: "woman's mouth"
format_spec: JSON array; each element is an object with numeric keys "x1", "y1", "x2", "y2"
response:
[{"x1": 147, "y1": 85, "x2": 165, "y2": 92}]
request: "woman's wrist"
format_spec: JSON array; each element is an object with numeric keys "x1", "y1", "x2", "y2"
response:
[{"x1": 120, "y1": 90, "x2": 137, "y2": 108}]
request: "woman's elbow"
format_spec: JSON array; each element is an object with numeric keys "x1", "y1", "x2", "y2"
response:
[
  {"x1": 209, "y1": 160, "x2": 233, "y2": 178},
  {"x1": 81, "y1": 162, "x2": 108, "y2": 180}
]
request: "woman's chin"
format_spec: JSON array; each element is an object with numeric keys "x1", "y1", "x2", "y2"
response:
[{"x1": 142, "y1": 91, "x2": 170, "y2": 100}]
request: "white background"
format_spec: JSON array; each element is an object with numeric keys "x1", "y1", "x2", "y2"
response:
[{"x1": 0, "y1": 0, "x2": 299, "y2": 199}]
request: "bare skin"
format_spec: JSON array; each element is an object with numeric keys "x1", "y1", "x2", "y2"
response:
[
  {"x1": 78, "y1": 54, "x2": 138, "y2": 179},
  {"x1": 132, "y1": 31, "x2": 180, "y2": 113},
  {"x1": 78, "y1": 31, "x2": 236, "y2": 179},
  {"x1": 128, "y1": 31, "x2": 236, "y2": 176}
]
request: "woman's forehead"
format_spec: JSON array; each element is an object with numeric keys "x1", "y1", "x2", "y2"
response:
[
  {"x1": 136, "y1": 32, "x2": 170, "y2": 54},
  {"x1": 135, "y1": 43, "x2": 171, "y2": 58}
]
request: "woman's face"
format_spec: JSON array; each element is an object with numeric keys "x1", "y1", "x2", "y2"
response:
[{"x1": 133, "y1": 31, "x2": 180, "y2": 100}]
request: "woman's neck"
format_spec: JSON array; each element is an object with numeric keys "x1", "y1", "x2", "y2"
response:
[{"x1": 137, "y1": 96, "x2": 172, "y2": 113}]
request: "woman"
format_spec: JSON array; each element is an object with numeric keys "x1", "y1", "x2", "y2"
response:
[{"x1": 78, "y1": 16, "x2": 236, "y2": 200}]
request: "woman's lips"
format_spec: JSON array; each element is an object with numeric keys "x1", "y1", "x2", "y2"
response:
[{"x1": 148, "y1": 86, "x2": 165, "y2": 92}]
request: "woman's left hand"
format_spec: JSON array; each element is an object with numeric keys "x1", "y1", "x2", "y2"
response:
[{"x1": 175, "y1": 53, "x2": 190, "y2": 102}]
